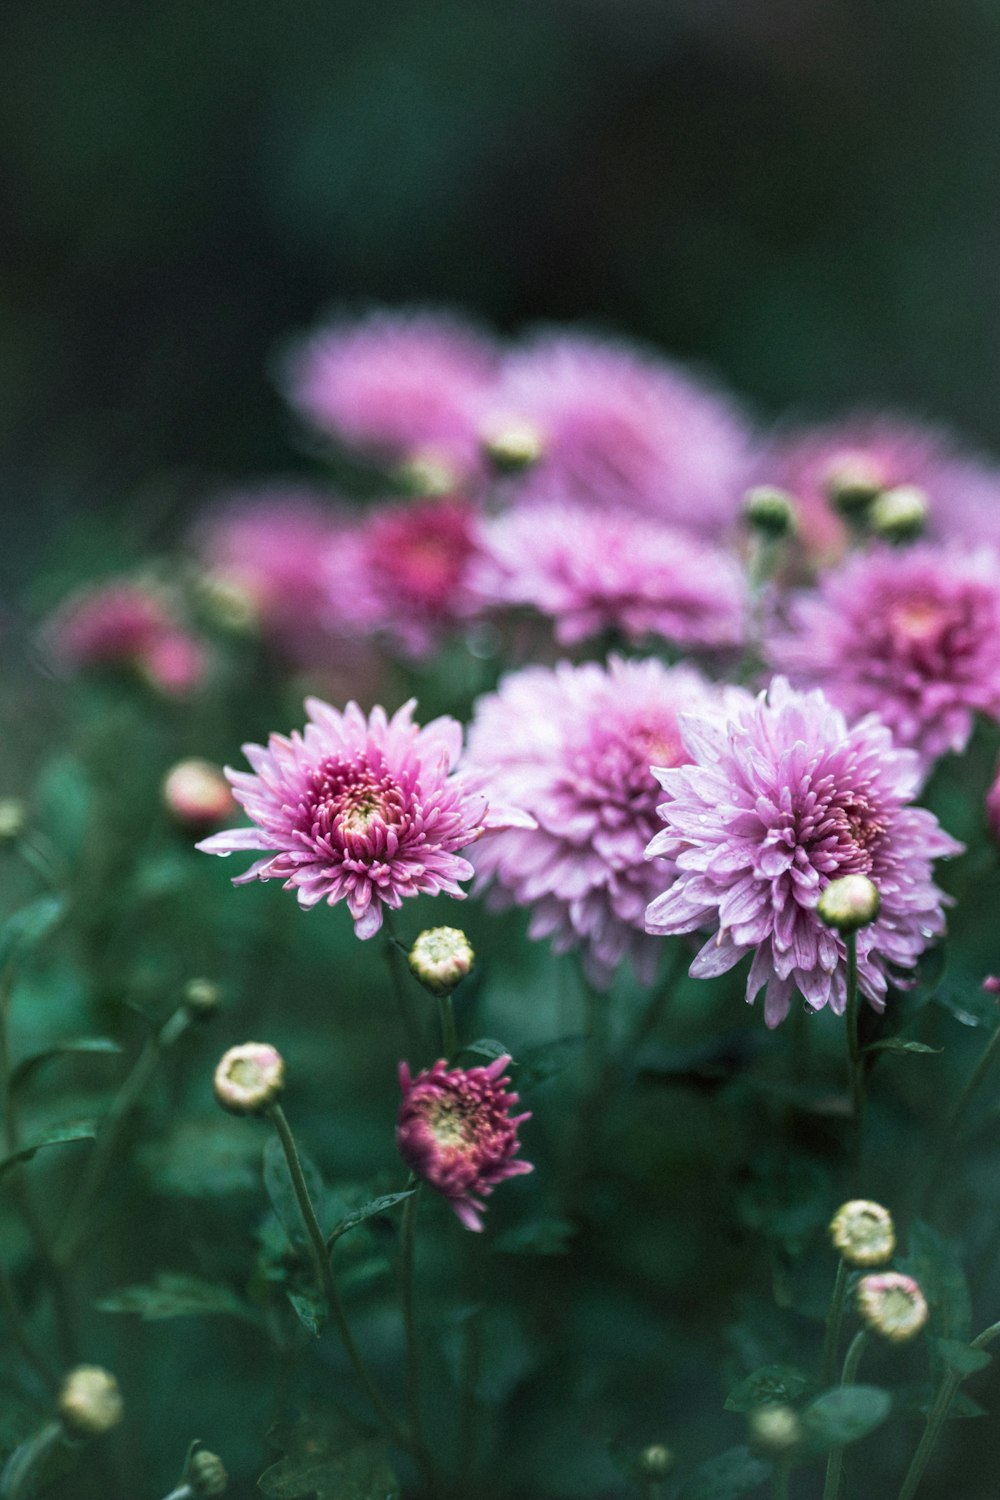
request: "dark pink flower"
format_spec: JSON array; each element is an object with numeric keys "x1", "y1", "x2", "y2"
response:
[
  {"x1": 481, "y1": 331, "x2": 752, "y2": 534},
  {"x1": 45, "y1": 580, "x2": 206, "y2": 695},
  {"x1": 471, "y1": 500, "x2": 745, "y2": 650},
  {"x1": 645, "y1": 678, "x2": 962, "y2": 1027},
  {"x1": 396, "y1": 1056, "x2": 532, "y2": 1231},
  {"x1": 198, "y1": 698, "x2": 532, "y2": 939},
  {"x1": 768, "y1": 544, "x2": 1000, "y2": 774}
]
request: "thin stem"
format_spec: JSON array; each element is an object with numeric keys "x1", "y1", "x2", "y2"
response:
[
  {"x1": 821, "y1": 1259, "x2": 849, "y2": 1389},
  {"x1": 919, "y1": 1024, "x2": 1000, "y2": 1218},
  {"x1": 896, "y1": 1319, "x2": 1000, "y2": 1500},
  {"x1": 772, "y1": 1459, "x2": 792, "y2": 1500},
  {"x1": 399, "y1": 1184, "x2": 434, "y2": 1486},
  {"x1": 0, "y1": 1421, "x2": 64, "y2": 1500},
  {"x1": 0, "y1": 1262, "x2": 58, "y2": 1392},
  {"x1": 822, "y1": 1331, "x2": 868, "y2": 1500},
  {"x1": 844, "y1": 932, "x2": 865, "y2": 1167},
  {"x1": 436, "y1": 993, "x2": 458, "y2": 1060},
  {"x1": 266, "y1": 1106, "x2": 413, "y2": 1460},
  {"x1": 382, "y1": 913, "x2": 424, "y2": 1061}
]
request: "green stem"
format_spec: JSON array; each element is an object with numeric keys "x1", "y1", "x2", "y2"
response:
[
  {"x1": 772, "y1": 1459, "x2": 792, "y2": 1500},
  {"x1": 399, "y1": 1184, "x2": 434, "y2": 1486},
  {"x1": 896, "y1": 1320, "x2": 1000, "y2": 1500},
  {"x1": 920, "y1": 1025, "x2": 1000, "y2": 1218},
  {"x1": 844, "y1": 932, "x2": 865, "y2": 1166},
  {"x1": 822, "y1": 1331, "x2": 868, "y2": 1500},
  {"x1": 0, "y1": 1420, "x2": 64, "y2": 1500},
  {"x1": 266, "y1": 1106, "x2": 414, "y2": 1461},
  {"x1": 821, "y1": 1259, "x2": 849, "y2": 1389},
  {"x1": 436, "y1": 993, "x2": 458, "y2": 1060},
  {"x1": 0, "y1": 1261, "x2": 58, "y2": 1392}
]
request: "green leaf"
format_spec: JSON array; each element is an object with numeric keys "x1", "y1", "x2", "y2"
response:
[
  {"x1": 95, "y1": 1272, "x2": 257, "y2": 1324},
  {"x1": 35, "y1": 758, "x2": 92, "y2": 866},
  {"x1": 263, "y1": 1131, "x2": 327, "y2": 1251},
  {"x1": 949, "y1": 1391, "x2": 989, "y2": 1419},
  {"x1": 10, "y1": 1037, "x2": 122, "y2": 1094},
  {"x1": 259, "y1": 1407, "x2": 399, "y2": 1499},
  {"x1": 494, "y1": 1217, "x2": 576, "y2": 1256},
  {"x1": 141, "y1": 1117, "x2": 263, "y2": 1198},
  {"x1": 286, "y1": 1288, "x2": 327, "y2": 1338},
  {"x1": 933, "y1": 983, "x2": 999, "y2": 1030},
  {"x1": 800, "y1": 1385, "x2": 892, "y2": 1451},
  {"x1": 934, "y1": 1338, "x2": 993, "y2": 1377},
  {"x1": 863, "y1": 1038, "x2": 942, "y2": 1056},
  {"x1": 324, "y1": 1188, "x2": 415, "y2": 1248},
  {"x1": 0, "y1": 1121, "x2": 96, "y2": 1181},
  {"x1": 516, "y1": 1033, "x2": 586, "y2": 1091},
  {"x1": 678, "y1": 1444, "x2": 770, "y2": 1500},
  {"x1": 724, "y1": 1364, "x2": 813, "y2": 1412},
  {"x1": 0, "y1": 894, "x2": 68, "y2": 972},
  {"x1": 901, "y1": 1221, "x2": 972, "y2": 1342},
  {"x1": 459, "y1": 1037, "x2": 512, "y2": 1065}
]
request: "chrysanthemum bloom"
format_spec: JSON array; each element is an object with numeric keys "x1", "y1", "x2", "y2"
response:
[
  {"x1": 198, "y1": 698, "x2": 532, "y2": 939},
  {"x1": 644, "y1": 678, "x2": 962, "y2": 1026},
  {"x1": 44, "y1": 579, "x2": 206, "y2": 695},
  {"x1": 480, "y1": 331, "x2": 753, "y2": 535},
  {"x1": 396, "y1": 1056, "x2": 532, "y2": 1230},
  {"x1": 829, "y1": 1200, "x2": 895, "y2": 1267},
  {"x1": 466, "y1": 658, "x2": 729, "y2": 987},
  {"x1": 856, "y1": 1272, "x2": 929, "y2": 1343},
  {"x1": 283, "y1": 308, "x2": 499, "y2": 483},
  {"x1": 768, "y1": 544, "x2": 1000, "y2": 774},
  {"x1": 759, "y1": 412, "x2": 1000, "y2": 566},
  {"x1": 329, "y1": 496, "x2": 483, "y2": 658},
  {"x1": 470, "y1": 501, "x2": 746, "y2": 651}
]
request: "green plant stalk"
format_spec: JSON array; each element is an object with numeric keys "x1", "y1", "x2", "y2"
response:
[
  {"x1": 399, "y1": 1183, "x2": 435, "y2": 1487},
  {"x1": 436, "y1": 993, "x2": 458, "y2": 1060},
  {"x1": 919, "y1": 1024, "x2": 1000, "y2": 1217},
  {"x1": 0, "y1": 1261, "x2": 58, "y2": 1393},
  {"x1": 844, "y1": 932, "x2": 865, "y2": 1163},
  {"x1": 895, "y1": 1320, "x2": 1000, "y2": 1500},
  {"x1": 0, "y1": 1420, "x2": 64, "y2": 1500},
  {"x1": 772, "y1": 1459, "x2": 792, "y2": 1500},
  {"x1": 821, "y1": 1259, "x2": 849, "y2": 1389},
  {"x1": 822, "y1": 1330, "x2": 868, "y2": 1500}
]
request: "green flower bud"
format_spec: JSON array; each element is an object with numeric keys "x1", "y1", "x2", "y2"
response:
[
  {"x1": 742, "y1": 486, "x2": 798, "y2": 539},
  {"x1": 58, "y1": 1366, "x2": 123, "y2": 1437},
  {"x1": 748, "y1": 1403, "x2": 803, "y2": 1456},
  {"x1": 408, "y1": 927, "x2": 475, "y2": 996},
  {"x1": 823, "y1": 455, "x2": 885, "y2": 515},
  {"x1": 856, "y1": 1272, "x2": 928, "y2": 1343},
  {"x1": 817, "y1": 874, "x2": 880, "y2": 933},
  {"x1": 868, "y1": 484, "x2": 928, "y2": 542},
  {"x1": 213, "y1": 1043, "x2": 285, "y2": 1115},
  {"x1": 189, "y1": 1449, "x2": 228, "y2": 1496},
  {"x1": 481, "y1": 418, "x2": 545, "y2": 473},
  {"x1": 829, "y1": 1199, "x2": 895, "y2": 1267}
]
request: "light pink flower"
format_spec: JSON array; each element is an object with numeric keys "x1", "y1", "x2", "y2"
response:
[
  {"x1": 466, "y1": 657, "x2": 728, "y2": 987},
  {"x1": 396, "y1": 1056, "x2": 532, "y2": 1231},
  {"x1": 645, "y1": 678, "x2": 962, "y2": 1027},
  {"x1": 481, "y1": 331, "x2": 752, "y2": 534},
  {"x1": 471, "y1": 500, "x2": 745, "y2": 649},
  {"x1": 198, "y1": 698, "x2": 532, "y2": 939},
  {"x1": 45, "y1": 580, "x2": 205, "y2": 695},
  {"x1": 283, "y1": 308, "x2": 499, "y2": 481},
  {"x1": 768, "y1": 544, "x2": 1000, "y2": 773}
]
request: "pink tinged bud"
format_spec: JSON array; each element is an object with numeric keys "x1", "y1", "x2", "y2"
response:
[
  {"x1": 140, "y1": 631, "x2": 206, "y2": 696},
  {"x1": 396, "y1": 1056, "x2": 532, "y2": 1231},
  {"x1": 163, "y1": 759, "x2": 235, "y2": 830},
  {"x1": 823, "y1": 452, "x2": 886, "y2": 515},
  {"x1": 829, "y1": 1199, "x2": 895, "y2": 1267},
  {"x1": 869, "y1": 484, "x2": 929, "y2": 542},
  {"x1": 58, "y1": 1366, "x2": 123, "y2": 1436},
  {"x1": 407, "y1": 927, "x2": 475, "y2": 996},
  {"x1": 817, "y1": 874, "x2": 881, "y2": 933},
  {"x1": 213, "y1": 1043, "x2": 285, "y2": 1115},
  {"x1": 856, "y1": 1272, "x2": 929, "y2": 1342},
  {"x1": 982, "y1": 974, "x2": 1000, "y2": 997}
]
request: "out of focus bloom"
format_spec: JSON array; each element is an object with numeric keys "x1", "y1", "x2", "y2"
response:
[
  {"x1": 985, "y1": 758, "x2": 1000, "y2": 844},
  {"x1": 284, "y1": 308, "x2": 498, "y2": 482},
  {"x1": 869, "y1": 484, "x2": 928, "y2": 542},
  {"x1": 644, "y1": 679, "x2": 962, "y2": 1027},
  {"x1": 817, "y1": 874, "x2": 880, "y2": 933},
  {"x1": 162, "y1": 758, "x2": 235, "y2": 831},
  {"x1": 769, "y1": 545, "x2": 1000, "y2": 774},
  {"x1": 188, "y1": 1450, "x2": 228, "y2": 1497},
  {"x1": 408, "y1": 927, "x2": 475, "y2": 996},
  {"x1": 482, "y1": 331, "x2": 752, "y2": 534},
  {"x1": 58, "y1": 1367, "x2": 123, "y2": 1436},
  {"x1": 198, "y1": 698, "x2": 532, "y2": 939},
  {"x1": 45, "y1": 579, "x2": 205, "y2": 695},
  {"x1": 829, "y1": 1200, "x2": 896, "y2": 1266},
  {"x1": 742, "y1": 485, "x2": 798, "y2": 540},
  {"x1": 471, "y1": 502, "x2": 746, "y2": 650},
  {"x1": 396, "y1": 1055, "x2": 532, "y2": 1230},
  {"x1": 213, "y1": 1043, "x2": 285, "y2": 1115},
  {"x1": 747, "y1": 1406, "x2": 802, "y2": 1456},
  {"x1": 856, "y1": 1272, "x2": 929, "y2": 1343},
  {"x1": 636, "y1": 1445, "x2": 675, "y2": 1479},
  {"x1": 467, "y1": 658, "x2": 726, "y2": 987}
]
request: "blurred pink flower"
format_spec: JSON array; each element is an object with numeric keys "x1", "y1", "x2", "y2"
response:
[
  {"x1": 45, "y1": 579, "x2": 205, "y2": 695},
  {"x1": 471, "y1": 500, "x2": 746, "y2": 649},
  {"x1": 198, "y1": 697, "x2": 532, "y2": 939},
  {"x1": 768, "y1": 544, "x2": 1000, "y2": 774},
  {"x1": 481, "y1": 331, "x2": 752, "y2": 534},
  {"x1": 466, "y1": 657, "x2": 727, "y2": 987},
  {"x1": 396, "y1": 1055, "x2": 532, "y2": 1231},
  {"x1": 645, "y1": 678, "x2": 961, "y2": 1027}
]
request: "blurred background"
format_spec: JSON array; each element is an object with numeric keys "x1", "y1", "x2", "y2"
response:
[{"x1": 3, "y1": 0, "x2": 1000, "y2": 581}]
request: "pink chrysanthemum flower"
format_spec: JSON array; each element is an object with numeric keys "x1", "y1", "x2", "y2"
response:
[
  {"x1": 466, "y1": 658, "x2": 730, "y2": 987},
  {"x1": 768, "y1": 544, "x2": 1000, "y2": 774},
  {"x1": 644, "y1": 678, "x2": 962, "y2": 1027},
  {"x1": 396, "y1": 1056, "x2": 532, "y2": 1231},
  {"x1": 470, "y1": 500, "x2": 746, "y2": 650},
  {"x1": 329, "y1": 496, "x2": 483, "y2": 658},
  {"x1": 197, "y1": 698, "x2": 532, "y2": 939},
  {"x1": 283, "y1": 309, "x2": 499, "y2": 482},
  {"x1": 760, "y1": 412, "x2": 1000, "y2": 566},
  {"x1": 44, "y1": 580, "x2": 205, "y2": 695},
  {"x1": 481, "y1": 331, "x2": 752, "y2": 534}
]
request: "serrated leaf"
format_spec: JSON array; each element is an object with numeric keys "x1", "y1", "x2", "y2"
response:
[
  {"x1": 459, "y1": 1037, "x2": 511, "y2": 1065},
  {"x1": 95, "y1": 1272, "x2": 258, "y2": 1324},
  {"x1": 0, "y1": 894, "x2": 68, "y2": 972},
  {"x1": 263, "y1": 1131, "x2": 327, "y2": 1251},
  {"x1": 516, "y1": 1034, "x2": 586, "y2": 1091},
  {"x1": 324, "y1": 1189, "x2": 415, "y2": 1249},
  {"x1": 286, "y1": 1288, "x2": 327, "y2": 1338},
  {"x1": 800, "y1": 1385, "x2": 892, "y2": 1451},
  {"x1": 901, "y1": 1221, "x2": 971, "y2": 1342},
  {"x1": 678, "y1": 1444, "x2": 770, "y2": 1500},
  {"x1": 494, "y1": 1217, "x2": 575, "y2": 1256},
  {"x1": 934, "y1": 1338, "x2": 993, "y2": 1377},
  {"x1": 0, "y1": 1121, "x2": 96, "y2": 1181},
  {"x1": 10, "y1": 1037, "x2": 122, "y2": 1094},
  {"x1": 863, "y1": 1038, "x2": 942, "y2": 1056},
  {"x1": 259, "y1": 1407, "x2": 399, "y2": 1499},
  {"x1": 724, "y1": 1364, "x2": 813, "y2": 1412}
]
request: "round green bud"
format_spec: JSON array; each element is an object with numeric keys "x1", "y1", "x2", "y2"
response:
[
  {"x1": 213, "y1": 1042, "x2": 285, "y2": 1115},
  {"x1": 742, "y1": 486, "x2": 798, "y2": 539},
  {"x1": 480, "y1": 418, "x2": 545, "y2": 473},
  {"x1": 829, "y1": 1199, "x2": 895, "y2": 1267},
  {"x1": 637, "y1": 1444, "x2": 674, "y2": 1479},
  {"x1": 408, "y1": 927, "x2": 475, "y2": 996},
  {"x1": 0, "y1": 798, "x2": 27, "y2": 842},
  {"x1": 817, "y1": 874, "x2": 880, "y2": 933},
  {"x1": 183, "y1": 978, "x2": 223, "y2": 1019},
  {"x1": 58, "y1": 1366, "x2": 123, "y2": 1437},
  {"x1": 823, "y1": 455, "x2": 885, "y2": 515},
  {"x1": 856, "y1": 1272, "x2": 929, "y2": 1343},
  {"x1": 868, "y1": 484, "x2": 928, "y2": 542},
  {"x1": 189, "y1": 1449, "x2": 228, "y2": 1496},
  {"x1": 748, "y1": 1404, "x2": 803, "y2": 1456}
]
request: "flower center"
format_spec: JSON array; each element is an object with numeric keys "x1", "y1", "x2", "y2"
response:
[
  {"x1": 302, "y1": 755, "x2": 405, "y2": 850},
  {"x1": 887, "y1": 595, "x2": 944, "y2": 644},
  {"x1": 427, "y1": 1097, "x2": 475, "y2": 1151}
]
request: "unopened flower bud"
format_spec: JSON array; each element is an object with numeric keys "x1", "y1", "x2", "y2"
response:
[
  {"x1": 183, "y1": 978, "x2": 223, "y2": 1019},
  {"x1": 480, "y1": 417, "x2": 546, "y2": 473},
  {"x1": 636, "y1": 1443, "x2": 674, "y2": 1479},
  {"x1": 408, "y1": 927, "x2": 475, "y2": 996},
  {"x1": 982, "y1": 974, "x2": 1000, "y2": 998},
  {"x1": 397, "y1": 448, "x2": 460, "y2": 497},
  {"x1": 742, "y1": 486, "x2": 798, "y2": 540},
  {"x1": 189, "y1": 1449, "x2": 228, "y2": 1496},
  {"x1": 817, "y1": 874, "x2": 880, "y2": 933},
  {"x1": 0, "y1": 798, "x2": 27, "y2": 842},
  {"x1": 163, "y1": 759, "x2": 235, "y2": 831},
  {"x1": 198, "y1": 568, "x2": 261, "y2": 635},
  {"x1": 214, "y1": 1043, "x2": 285, "y2": 1115},
  {"x1": 856, "y1": 1272, "x2": 928, "y2": 1342},
  {"x1": 140, "y1": 632, "x2": 206, "y2": 697},
  {"x1": 830, "y1": 1200, "x2": 895, "y2": 1267},
  {"x1": 748, "y1": 1404, "x2": 803, "y2": 1456},
  {"x1": 823, "y1": 454, "x2": 885, "y2": 515},
  {"x1": 869, "y1": 485, "x2": 928, "y2": 542},
  {"x1": 58, "y1": 1366, "x2": 123, "y2": 1436}
]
